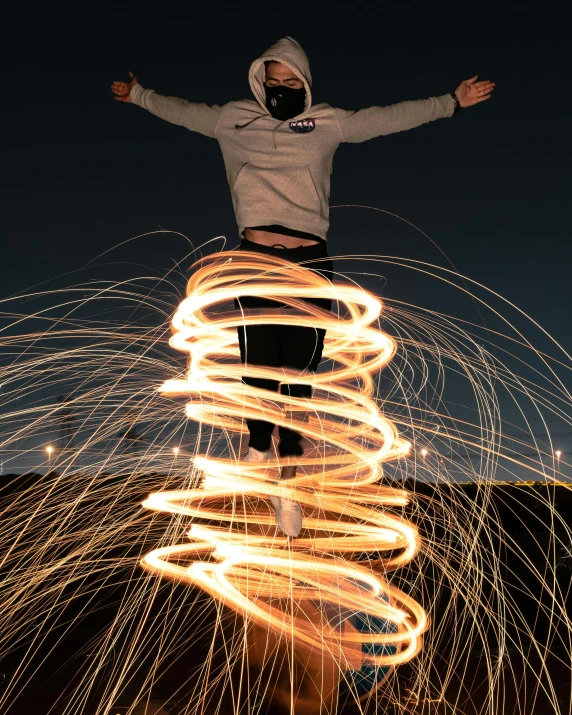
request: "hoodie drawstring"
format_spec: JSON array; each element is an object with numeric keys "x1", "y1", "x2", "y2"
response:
[
  {"x1": 235, "y1": 114, "x2": 289, "y2": 150},
  {"x1": 234, "y1": 115, "x2": 266, "y2": 130},
  {"x1": 272, "y1": 118, "x2": 291, "y2": 148}
]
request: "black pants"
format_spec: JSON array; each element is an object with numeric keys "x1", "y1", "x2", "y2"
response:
[{"x1": 234, "y1": 238, "x2": 333, "y2": 457}]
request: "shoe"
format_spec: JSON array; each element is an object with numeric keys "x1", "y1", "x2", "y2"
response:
[
  {"x1": 276, "y1": 492, "x2": 302, "y2": 538},
  {"x1": 243, "y1": 446, "x2": 272, "y2": 462},
  {"x1": 275, "y1": 465, "x2": 302, "y2": 538},
  {"x1": 243, "y1": 447, "x2": 282, "y2": 512}
]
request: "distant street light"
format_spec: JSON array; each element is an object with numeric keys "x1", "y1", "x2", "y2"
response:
[
  {"x1": 46, "y1": 445, "x2": 53, "y2": 471},
  {"x1": 173, "y1": 447, "x2": 179, "y2": 457},
  {"x1": 421, "y1": 448, "x2": 428, "y2": 458}
]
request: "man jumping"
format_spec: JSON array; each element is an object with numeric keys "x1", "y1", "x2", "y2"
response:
[{"x1": 111, "y1": 36, "x2": 494, "y2": 537}]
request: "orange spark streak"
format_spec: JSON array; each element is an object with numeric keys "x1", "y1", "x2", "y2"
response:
[{"x1": 141, "y1": 251, "x2": 427, "y2": 674}]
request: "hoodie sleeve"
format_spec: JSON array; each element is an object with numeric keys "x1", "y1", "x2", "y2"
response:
[
  {"x1": 130, "y1": 84, "x2": 224, "y2": 138},
  {"x1": 334, "y1": 94, "x2": 456, "y2": 143}
]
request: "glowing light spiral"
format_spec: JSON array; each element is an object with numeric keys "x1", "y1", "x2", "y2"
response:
[{"x1": 141, "y1": 250, "x2": 427, "y2": 676}]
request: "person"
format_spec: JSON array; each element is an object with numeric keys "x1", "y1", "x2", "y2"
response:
[{"x1": 111, "y1": 36, "x2": 494, "y2": 537}]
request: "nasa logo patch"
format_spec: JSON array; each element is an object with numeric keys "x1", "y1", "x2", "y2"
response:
[{"x1": 289, "y1": 118, "x2": 316, "y2": 133}]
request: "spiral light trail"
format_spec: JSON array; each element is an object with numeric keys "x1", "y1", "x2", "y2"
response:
[
  {"x1": 141, "y1": 251, "x2": 428, "y2": 681},
  {"x1": 0, "y1": 236, "x2": 571, "y2": 713}
]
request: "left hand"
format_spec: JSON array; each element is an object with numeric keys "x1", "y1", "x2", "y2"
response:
[
  {"x1": 111, "y1": 71, "x2": 139, "y2": 103},
  {"x1": 454, "y1": 75, "x2": 495, "y2": 108}
]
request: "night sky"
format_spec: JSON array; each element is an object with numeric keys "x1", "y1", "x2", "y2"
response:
[{"x1": 2, "y1": 0, "x2": 570, "y2": 347}]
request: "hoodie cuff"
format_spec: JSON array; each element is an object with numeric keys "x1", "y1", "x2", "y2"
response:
[
  {"x1": 437, "y1": 92, "x2": 456, "y2": 118},
  {"x1": 130, "y1": 83, "x2": 144, "y2": 105}
]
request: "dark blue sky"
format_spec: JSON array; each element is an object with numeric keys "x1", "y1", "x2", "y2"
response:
[{"x1": 2, "y1": 0, "x2": 570, "y2": 347}]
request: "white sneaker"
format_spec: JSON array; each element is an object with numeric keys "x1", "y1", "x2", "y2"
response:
[
  {"x1": 268, "y1": 491, "x2": 281, "y2": 511},
  {"x1": 276, "y1": 493, "x2": 302, "y2": 538},
  {"x1": 243, "y1": 446, "x2": 272, "y2": 462},
  {"x1": 275, "y1": 465, "x2": 302, "y2": 537},
  {"x1": 242, "y1": 448, "x2": 302, "y2": 535},
  {"x1": 243, "y1": 447, "x2": 281, "y2": 511}
]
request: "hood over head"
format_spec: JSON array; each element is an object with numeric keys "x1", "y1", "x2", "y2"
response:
[{"x1": 249, "y1": 36, "x2": 312, "y2": 115}]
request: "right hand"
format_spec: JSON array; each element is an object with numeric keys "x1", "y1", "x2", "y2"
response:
[{"x1": 111, "y1": 71, "x2": 138, "y2": 103}]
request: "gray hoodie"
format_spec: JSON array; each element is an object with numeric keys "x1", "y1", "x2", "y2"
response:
[{"x1": 130, "y1": 36, "x2": 455, "y2": 241}]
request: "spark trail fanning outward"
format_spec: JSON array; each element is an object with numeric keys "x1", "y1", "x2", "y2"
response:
[{"x1": 141, "y1": 250, "x2": 425, "y2": 683}]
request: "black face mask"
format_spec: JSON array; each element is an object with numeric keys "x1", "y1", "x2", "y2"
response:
[{"x1": 265, "y1": 84, "x2": 306, "y2": 121}]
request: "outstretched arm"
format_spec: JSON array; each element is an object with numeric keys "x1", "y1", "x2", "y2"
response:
[
  {"x1": 111, "y1": 71, "x2": 225, "y2": 139},
  {"x1": 335, "y1": 76, "x2": 495, "y2": 143}
]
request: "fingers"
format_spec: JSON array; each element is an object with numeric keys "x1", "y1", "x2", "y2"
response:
[
  {"x1": 465, "y1": 79, "x2": 495, "y2": 95},
  {"x1": 473, "y1": 82, "x2": 495, "y2": 99},
  {"x1": 464, "y1": 80, "x2": 495, "y2": 106},
  {"x1": 466, "y1": 74, "x2": 479, "y2": 84},
  {"x1": 110, "y1": 72, "x2": 137, "y2": 98},
  {"x1": 110, "y1": 80, "x2": 131, "y2": 102},
  {"x1": 110, "y1": 82, "x2": 129, "y2": 96}
]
